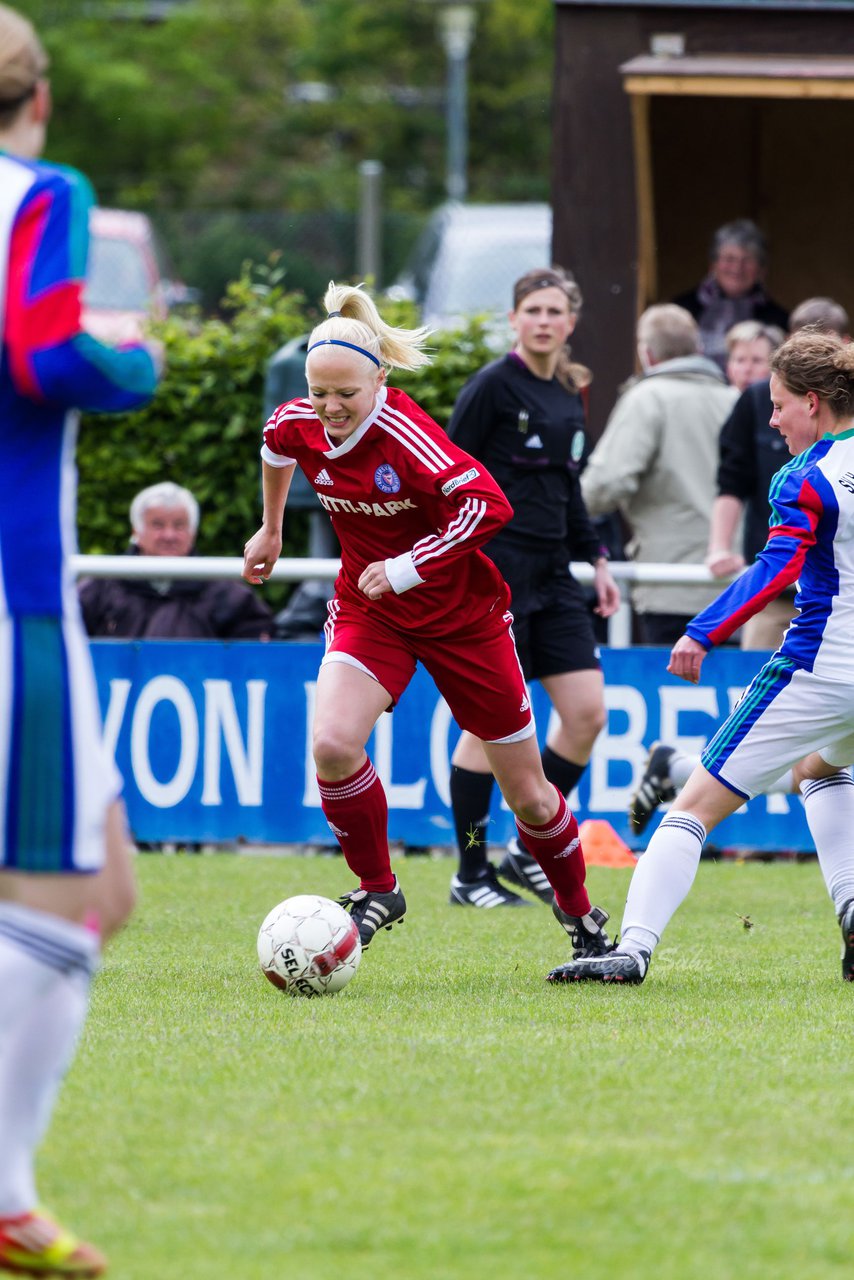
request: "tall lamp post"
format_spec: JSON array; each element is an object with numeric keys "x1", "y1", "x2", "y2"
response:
[{"x1": 436, "y1": 3, "x2": 478, "y2": 201}]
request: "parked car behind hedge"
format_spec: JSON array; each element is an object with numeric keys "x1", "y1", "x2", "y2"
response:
[{"x1": 83, "y1": 208, "x2": 196, "y2": 344}]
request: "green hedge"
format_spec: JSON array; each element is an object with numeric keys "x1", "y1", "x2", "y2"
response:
[{"x1": 77, "y1": 269, "x2": 496, "y2": 580}]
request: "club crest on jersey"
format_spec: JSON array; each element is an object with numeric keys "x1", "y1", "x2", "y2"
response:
[{"x1": 374, "y1": 463, "x2": 401, "y2": 494}]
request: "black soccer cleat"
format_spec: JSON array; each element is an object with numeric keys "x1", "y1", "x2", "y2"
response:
[
  {"x1": 628, "y1": 742, "x2": 678, "y2": 836},
  {"x1": 338, "y1": 877, "x2": 406, "y2": 949},
  {"x1": 449, "y1": 865, "x2": 532, "y2": 908},
  {"x1": 552, "y1": 901, "x2": 614, "y2": 958},
  {"x1": 547, "y1": 948, "x2": 650, "y2": 985},
  {"x1": 498, "y1": 838, "x2": 555, "y2": 904},
  {"x1": 840, "y1": 899, "x2": 854, "y2": 981}
]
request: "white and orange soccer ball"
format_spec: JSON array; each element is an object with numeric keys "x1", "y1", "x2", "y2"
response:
[{"x1": 257, "y1": 894, "x2": 362, "y2": 997}]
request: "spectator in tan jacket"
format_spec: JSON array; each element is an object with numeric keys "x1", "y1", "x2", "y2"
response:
[{"x1": 581, "y1": 304, "x2": 738, "y2": 644}]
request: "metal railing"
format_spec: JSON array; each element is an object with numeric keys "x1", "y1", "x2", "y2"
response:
[{"x1": 70, "y1": 556, "x2": 736, "y2": 648}]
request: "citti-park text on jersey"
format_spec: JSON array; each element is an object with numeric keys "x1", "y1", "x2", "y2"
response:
[{"x1": 316, "y1": 495, "x2": 418, "y2": 517}]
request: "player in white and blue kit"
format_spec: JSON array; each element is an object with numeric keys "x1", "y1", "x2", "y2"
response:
[
  {"x1": 0, "y1": 6, "x2": 160, "y2": 1274},
  {"x1": 550, "y1": 328, "x2": 854, "y2": 986}
]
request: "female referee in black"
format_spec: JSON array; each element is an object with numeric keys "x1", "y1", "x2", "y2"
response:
[{"x1": 446, "y1": 266, "x2": 620, "y2": 908}]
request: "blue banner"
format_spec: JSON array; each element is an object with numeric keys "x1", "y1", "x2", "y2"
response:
[{"x1": 91, "y1": 641, "x2": 812, "y2": 852}]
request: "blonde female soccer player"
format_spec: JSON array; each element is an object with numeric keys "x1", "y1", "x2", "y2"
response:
[{"x1": 243, "y1": 281, "x2": 614, "y2": 961}]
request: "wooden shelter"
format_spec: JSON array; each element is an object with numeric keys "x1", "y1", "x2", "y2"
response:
[{"x1": 552, "y1": 0, "x2": 854, "y2": 436}]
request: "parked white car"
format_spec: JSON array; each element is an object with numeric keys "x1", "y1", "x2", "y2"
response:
[{"x1": 388, "y1": 201, "x2": 552, "y2": 345}]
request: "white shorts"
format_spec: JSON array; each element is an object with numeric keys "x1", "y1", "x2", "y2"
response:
[
  {"x1": 701, "y1": 655, "x2": 854, "y2": 800},
  {"x1": 0, "y1": 613, "x2": 122, "y2": 874}
]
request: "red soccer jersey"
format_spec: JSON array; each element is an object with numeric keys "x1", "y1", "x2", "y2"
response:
[{"x1": 262, "y1": 384, "x2": 514, "y2": 636}]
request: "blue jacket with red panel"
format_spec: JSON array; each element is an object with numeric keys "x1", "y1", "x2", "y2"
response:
[
  {"x1": 0, "y1": 152, "x2": 158, "y2": 619},
  {"x1": 687, "y1": 430, "x2": 854, "y2": 680}
]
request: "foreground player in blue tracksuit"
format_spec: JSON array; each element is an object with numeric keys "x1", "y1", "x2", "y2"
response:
[
  {"x1": 0, "y1": 5, "x2": 161, "y2": 1274},
  {"x1": 550, "y1": 327, "x2": 854, "y2": 986}
]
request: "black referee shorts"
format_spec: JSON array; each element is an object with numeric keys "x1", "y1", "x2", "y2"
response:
[{"x1": 487, "y1": 544, "x2": 601, "y2": 682}]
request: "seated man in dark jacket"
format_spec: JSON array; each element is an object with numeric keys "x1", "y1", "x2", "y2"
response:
[{"x1": 79, "y1": 481, "x2": 274, "y2": 639}]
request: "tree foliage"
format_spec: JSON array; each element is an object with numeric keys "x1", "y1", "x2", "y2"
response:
[{"x1": 33, "y1": 0, "x2": 553, "y2": 214}]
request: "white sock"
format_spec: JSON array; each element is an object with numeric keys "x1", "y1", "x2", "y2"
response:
[
  {"x1": 668, "y1": 752, "x2": 698, "y2": 789},
  {"x1": 0, "y1": 970, "x2": 91, "y2": 1215},
  {"x1": 800, "y1": 773, "x2": 854, "y2": 916},
  {"x1": 620, "y1": 810, "x2": 707, "y2": 956},
  {"x1": 0, "y1": 904, "x2": 99, "y2": 1216}
]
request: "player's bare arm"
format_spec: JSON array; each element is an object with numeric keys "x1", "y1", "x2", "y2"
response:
[
  {"x1": 668, "y1": 634, "x2": 708, "y2": 684},
  {"x1": 243, "y1": 460, "x2": 293, "y2": 583}
]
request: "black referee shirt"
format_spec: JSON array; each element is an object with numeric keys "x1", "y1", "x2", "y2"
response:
[{"x1": 446, "y1": 352, "x2": 602, "y2": 560}]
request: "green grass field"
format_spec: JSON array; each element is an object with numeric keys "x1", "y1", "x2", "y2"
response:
[{"x1": 42, "y1": 853, "x2": 853, "y2": 1280}]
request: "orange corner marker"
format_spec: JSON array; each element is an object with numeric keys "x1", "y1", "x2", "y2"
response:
[{"x1": 578, "y1": 819, "x2": 638, "y2": 867}]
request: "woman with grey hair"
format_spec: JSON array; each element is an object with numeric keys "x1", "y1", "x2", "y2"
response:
[{"x1": 673, "y1": 217, "x2": 789, "y2": 370}]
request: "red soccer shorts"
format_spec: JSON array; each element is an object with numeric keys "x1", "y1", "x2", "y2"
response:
[{"x1": 322, "y1": 596, "x2": 534, "y2": 743}]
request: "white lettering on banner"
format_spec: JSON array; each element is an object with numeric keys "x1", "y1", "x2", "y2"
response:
[
  {"x1": 588, "y1": 685, "x2": 649, "y2": 813},
  {"x1": 102, "y1": 679, "x2": 131, "y2": 761},
  {"x1": 131, "y1": 676, "x2": 198, "y2": 807},
  {"x1": 201, "y1": 680, "x2": 267, "y2": 806},
  {"x1": 301, "y1": 681, "x2": 427, "y2": 808},
  {"x1": 105, "y1": 676, "x2": 268, "y2": 810},
  {"x1": 659, "y1": 685, "x2": 720, "y2": 757},
  {"x1": 373, "y1": 713, "x2": 426, "y2": 808},
  {"x1": 303, "y1": 682, "x2": 319, "y2": 806},
  {"x1": 430, "y1": 697, "x2": 454, "y2": 808}
]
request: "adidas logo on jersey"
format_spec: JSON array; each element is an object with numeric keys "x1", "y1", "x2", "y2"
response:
[
  {"x1": 520, "y1": 694, "x2": 530, "y2": 713},
  {"x1": 315, "y1": 468, "x2": 334, "y2": 486},
  {"x1": 524, "y1": 434, "x2": 544, "y2": 449}
]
